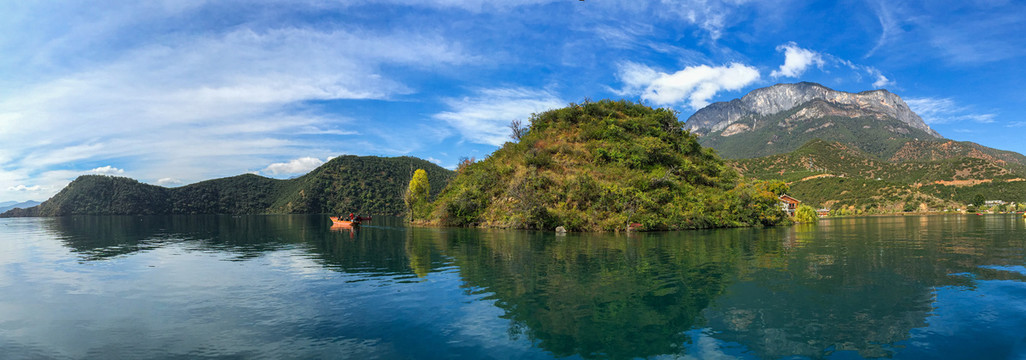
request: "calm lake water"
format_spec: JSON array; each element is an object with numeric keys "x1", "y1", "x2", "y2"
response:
[{"x1": 1, "y1": 215, "x2": 1025, "y2": 359}]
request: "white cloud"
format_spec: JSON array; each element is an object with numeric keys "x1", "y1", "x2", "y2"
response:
[
  {"x1": 426, "y1": 157, "x2": 443, "y2": 165},
  {"x1": 7, "y1": 185, "x2": 41, "y2": 192},
  {"x1": 906, "y1": 97, "x2": 995, "y2": 124},
  {"x1": 864, "y1": 0, "x2": 899, "y2": 58},
  {"x1": 617, "y1": 62, "x2": 760, "y2": 109},
  {"x1": 0, "y1": 6, "x2": 473, "y2": 199},
  {"x1": 872, "y1": 73, "x2": 892, "y2": 88},
  {"x1": 261, "y1": 157, "x2": 326, "y2": 176},
  {"x1": 433, "y1": 88, "x2": 564, "y2": 146},
  {"x1": 344, "y1": 0, "x2": 558, "y2": 12},
  {"x1": 656, "y1": 0, "x2": 755, "y2": 41},
  {"x1": 771, "y1": 43, "x2": 824, "y2": 78},
  {"x1": 89, "y1": 166, "x2": 125, "y2": 175},
  {"x1": 155, "y1": 178, "x2": 183, "y2": 186},
  {"x1": 1008, "y1": 121, "x2": 1026, "y2": 128}
]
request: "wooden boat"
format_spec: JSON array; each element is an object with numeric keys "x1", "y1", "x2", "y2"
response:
[{"x1": 330, "y1": 216, "x2": 361, "y2": 227}]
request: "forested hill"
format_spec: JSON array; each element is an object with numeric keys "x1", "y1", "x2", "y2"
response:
[
  {"x1": 731, "y1": 139, "x2": 1026, "y2": 214},
  {"x1": 1, "y1": 156, "x2": 453, "y2": 217},
  {"x1": 423, "y1": 100, "x2": 791, "y2": 232}
]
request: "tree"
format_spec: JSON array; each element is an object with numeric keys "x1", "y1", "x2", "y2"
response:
[
  {"x1": 794, "y1": 204, "x2": 818, "y2": 224},
  {"x1": 405, "y1": 169, "x2": 430, "y2": 220},
  {"x1": 972, "y1": 194, "x2": 986, "y2": 207},
  {"x1": 509, "y1": 119, "x2": 528, "y2": 141},
  {"x1": 903, "y1": 201, "x2": 917, "y2": 212}
]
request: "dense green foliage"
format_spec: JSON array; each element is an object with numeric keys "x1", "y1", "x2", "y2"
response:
[
  {"x1": 1, "y1": 156, "x2": 454, "y2": 217},
  {"x1": 425, "y1": 100, "x2": 790, "y2": 231},
  {"x1": 794, "y1": 204, "x2": 818, "y2": 223}
]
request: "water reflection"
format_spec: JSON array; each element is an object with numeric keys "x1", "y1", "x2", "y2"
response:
[{"x1": 35, "y1": 214, "x2": 1026, "y2": 359}]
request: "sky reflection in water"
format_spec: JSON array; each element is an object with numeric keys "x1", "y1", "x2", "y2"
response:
[{"x1": 0, "y1": 214, "x2": 1024, "y2": 359}]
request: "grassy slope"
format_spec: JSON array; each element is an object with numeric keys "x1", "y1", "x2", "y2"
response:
[
  {"x1": 424, "y1": 100, "x2": 790, "y2": 231},
  {"x1": 731, "y1": 139, "x2": 1026, "y2": 213}
]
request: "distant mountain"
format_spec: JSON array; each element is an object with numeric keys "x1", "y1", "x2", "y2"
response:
[
  {"x1": 685, "y1": 82, "x2": 941, "y2": 159},
  {"x1": 0, "y1": 200, "x2": 41, "y2": 213},
  {"x1": 1, "y1": 156, "x2": 453, "y2": 217},
  {"x1": 684, "y1": 82, "x2": 1026, "y2": 214}
]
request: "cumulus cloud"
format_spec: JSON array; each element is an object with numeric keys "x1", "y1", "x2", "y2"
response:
[
  {"x1": 617, "y1": 62, "x2": 760, "y2": 109},
  {"x1": 261, "y1": 157, "x2": 327, "y2": 176},
  {"x1": 771, "y1": 43, "x2": 824, "y2": 78},
  {"x1": 89, "y1": 166, "x2": 125, "y2": 175},
  {"x1": 8, "y1": 185, "x2": 42, "y2": 192},
  {"x1": 433, "y1": 88, "x2": 564, "y2": 146},
  {"x1": 872, "y1": 73, "x2": 893, "y2": 88},
  {"x1": 155, "y1": 178, "x2": 183, "y2": 186},
  {"x1": 906, "y1": 97, "x2": 995, "y2": 124}
]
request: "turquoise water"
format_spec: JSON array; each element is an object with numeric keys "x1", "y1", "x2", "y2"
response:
[{"x1": 1, "y1": 215, "x2": 1025, "y2": 359}]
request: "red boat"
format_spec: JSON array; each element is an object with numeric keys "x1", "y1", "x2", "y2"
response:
[{"x1": 330, "y1": 216, "x2": 361, "y2": 227}]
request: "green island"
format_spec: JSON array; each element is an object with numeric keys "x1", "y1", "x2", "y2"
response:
[{"x1": 418, "y1": 100, "x2": 790, "y2": 231}]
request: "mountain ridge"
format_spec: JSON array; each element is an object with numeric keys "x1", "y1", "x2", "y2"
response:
[
  {"x1": 1, "y1": 156, "x2": 453, "y2": 217},
  {"x1": 685, "y1": 82, "x2": 941, "y2": 139}
]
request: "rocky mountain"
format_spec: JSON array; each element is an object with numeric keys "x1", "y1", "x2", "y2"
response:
[
  {"x1": 687, "y1": 83, "x2": 1026, "y2": 214},
  {"x1": 686, "y1": 82, "x2": 940, "y2": 138},
  {"x1": 1, "y1": 156, "x2": 453, "y2": 217}
]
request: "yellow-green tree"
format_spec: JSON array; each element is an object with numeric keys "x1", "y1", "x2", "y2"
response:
[
  {"x1": 794, "y1": 204, "x2": 819, "y2": 224},
  {"x1": 406, "y1": 169, "x2": 430, "y2": 220}
]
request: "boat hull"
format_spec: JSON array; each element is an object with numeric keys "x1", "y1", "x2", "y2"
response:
[{"x1": 329, "y1": 217, "x2": 361, "y2": 227}]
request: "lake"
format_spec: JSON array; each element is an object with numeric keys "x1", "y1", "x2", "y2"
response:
[{"x1": 1, "y1": 215, "x2": 1025, "y2": 359}]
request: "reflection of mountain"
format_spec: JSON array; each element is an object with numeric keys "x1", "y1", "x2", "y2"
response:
[
  {"x1": 47, "y1": 214, "x2": 444, "y2": 278},
  {"x1": 426, "y1": 229, "x2": 765, "y2": 359},
  {"x1": 47, "y1": 215, "x2": 320, "y2": 261},
  {"x1": 703, "y1": 216, "x2": 1026, "y2": 359},
  {"x1": 43, "y1": 214, "x2": 1026, "y2": 359}
]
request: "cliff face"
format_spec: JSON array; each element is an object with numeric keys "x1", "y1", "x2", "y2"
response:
[{"x1": 684, "y1": 82, "x2": 941, "y2": 138}]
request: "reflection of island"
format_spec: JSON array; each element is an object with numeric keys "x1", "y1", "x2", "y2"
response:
[
  {"x1": 45, "y1": 214, "x2": 1026, "y2": 359},
  {"x1": 421, "y1": 229, "x2": 762, "y2": 359}
]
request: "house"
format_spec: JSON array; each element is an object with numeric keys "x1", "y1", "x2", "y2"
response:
[
  {"x1": 779, "y1": 194, "x2": 801, "y2": 217},
  {"x1": 817, "y1": 208, "x2": 831, "y2": 217}
]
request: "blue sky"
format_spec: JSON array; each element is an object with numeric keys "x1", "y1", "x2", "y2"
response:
[{"x1": 2, "y1": 0, "x2": 1025, "y2": 202}]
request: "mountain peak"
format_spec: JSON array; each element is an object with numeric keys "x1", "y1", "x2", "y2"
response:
[{"x1": 684, "y1": 82, "x2": 941, "y2": 139}]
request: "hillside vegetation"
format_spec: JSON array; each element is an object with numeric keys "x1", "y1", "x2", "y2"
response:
[
  {"x1": 423, "y1": 100, "x2": 791, "y2": 232},
  {"x1": 1, "y1": 156, "x2": 453, "y2": 217},
  {"x1": 698, "y1": 103, "x2": 938, "y2": 159},
  {"x1": 731, "y1": 140, "x2": 1026, "y2": 214}
]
